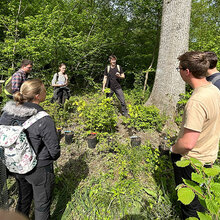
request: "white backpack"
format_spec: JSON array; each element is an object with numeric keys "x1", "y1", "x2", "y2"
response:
[{"x1": 0, "y1": 111, "x2": 49, "y2": 174}]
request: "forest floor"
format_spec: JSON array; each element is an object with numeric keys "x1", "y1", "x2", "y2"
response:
[{"x1": 7, "y1": 114, "x2": 180, "y2": 219}]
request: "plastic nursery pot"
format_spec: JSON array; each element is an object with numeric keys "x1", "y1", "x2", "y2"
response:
[
  {"x1": 57, "y1": 127, "x2": 62, "y2": 141},
  {"x1": 64, "y1": 131, "x2": 74, "y2": 144},
  {"x1": 87, "y1": 133, "x2": 97, "y2": 149},
  {"x1": 159, "y1": 144, "x2": 170, "y2": 156},
  {"x1": 130, "y1": 136, "x2": 141, "y2": 147}
]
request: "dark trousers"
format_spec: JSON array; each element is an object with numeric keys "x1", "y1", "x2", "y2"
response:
[
  {"x1": 51, "y1": 87, "x2": 70, "y2": 104},
  {"x1": 15, "y1": 163, "x2": 55, "y2": 220},
  {"x1": 107, "y1": 88, "x2": 128, "y2": 115},
  {"x1": 171, "y1": 153, "x2": 210, "y2": 219}
]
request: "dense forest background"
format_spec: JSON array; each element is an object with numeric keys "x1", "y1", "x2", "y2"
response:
[
  {"x1": 0, "y1": 1, "x2": 220, "y2": 219},
  {"x1": 0, "y1": 0, "x2": 219, "y2": 91}
]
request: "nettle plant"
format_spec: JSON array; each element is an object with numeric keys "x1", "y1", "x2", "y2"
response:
[{"x1": 175, "y1": 157, "x2": 220, "y2": 220}]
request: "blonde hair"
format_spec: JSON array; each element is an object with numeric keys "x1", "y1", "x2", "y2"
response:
[{"x1": 13, "y1": 79, "x2": 44, "y2": 104}]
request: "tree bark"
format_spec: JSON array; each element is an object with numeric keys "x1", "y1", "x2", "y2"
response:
[{"x1": 145, "y1": 0, "x2": 192, "y2": 116}]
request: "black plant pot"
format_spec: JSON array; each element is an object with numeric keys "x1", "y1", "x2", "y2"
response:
[
  {"x1": 57, "y1": 128, "x2": 62, "y2": 141},
  {"x1": 130, "y1": 136, "x2": 141, "y2": 147},
  {"x1": 159, "y1": 145, "x2": 170, "y2": 156},
  {"x1": 64, "y1": 131, "x2": 74, "y2": 144},
  {"x1": 87, "y1": 134, "x2": 97, "y2": 149}
]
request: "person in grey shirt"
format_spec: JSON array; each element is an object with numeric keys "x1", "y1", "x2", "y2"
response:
[{"x1": 51, "y1": 63, "x2": 70, "y2": 104}]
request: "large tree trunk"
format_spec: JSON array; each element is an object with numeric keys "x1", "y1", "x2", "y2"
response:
[{"x1": 145, "y1": 0, "x2": 192, "y2": 116}]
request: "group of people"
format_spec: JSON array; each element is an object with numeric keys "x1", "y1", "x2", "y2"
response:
[
  {"x1": 0, "y1": 51, "x2": 220, "y2": 220},
  {"x1": 4, "y1": 61, "x2": 70, "y2": 105},
  {"x1": 0, "y1": 56, "x2": 128, "y2": 220},
  {"x1": 0, "y1": 79, "x2": 60, "y2": 220},
  {"x1": 0, "y1": 62, "x2": 70, "y2": 220},
  {"x1": 171, "y1": 51, "x2": 220, "y2": 219}
]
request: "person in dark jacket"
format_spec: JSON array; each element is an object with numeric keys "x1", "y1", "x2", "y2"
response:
[
  {"x1": 205, "y1": 51, "x2": 220, "y2": 89},
  {"x1": 0, "y1": 79, "x2": 60, "y2": 220}
]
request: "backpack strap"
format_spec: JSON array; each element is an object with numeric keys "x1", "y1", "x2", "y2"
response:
[
  {"x1": 107, "y1": 65, "x2": 110, "y2": 74},
  {"x1": 117, "y1": 65, "x2": 120, "y2": 72},
  {"x1": 53, "y1": 73, "x2": 59, "y2": 85},
  {"x1": 4, "y1": 76, "x2": 13, "y2": 95},
  {"x1": 107, "y1": 65, "x2": 120, "y2": 74},
  {"x1": 22, "y1": 111, "x2": 49, "y2": 130},
  {"x1": 211, "y1": 74, "x2": 220, "y2": 85},
  {"x1": 56, "y1": 73, "x2": 59, "y2": 83}
]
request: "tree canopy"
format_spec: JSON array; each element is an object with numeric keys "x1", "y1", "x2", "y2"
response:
[{"x1": 0, "y1": 0, "x2": 219, "y2": 89}]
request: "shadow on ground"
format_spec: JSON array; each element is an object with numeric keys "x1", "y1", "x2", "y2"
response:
[{"x1": 51, "y1": 152, "x2": 89, "y2": 219}]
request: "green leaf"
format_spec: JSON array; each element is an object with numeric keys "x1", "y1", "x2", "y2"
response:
[
  {"x1": 198, "y1": 197, "x2": 207, "y2": 209},
  {"x1": 177, "y1": 187, "x2": 195, "y2": 205},
  {"x1": 204, "y1": 167, "x2": 220, "y2": 177},
  {"x1": 191, "y1": 173, "x2": 204, "y2": 184},
  {"x1": 190, "y1": 158, "x2": 203, "y2": 167},
  {"x1": 186, "y1": 217, "x2": 198, "y2": 220},
  {"x1": 143, "y1": 188, "x2": 157, "y2": 199},
  {"x1": 216, "y1": 197, "x2": 220, "y2": 205},
  {"x1": 197, "y1": 212, "x2": 212, "y2": 220},
  {"x1": 183, "y1": 179, "x2": 203, "y2": 195},
  {"x1": 175, "y1": 184, "x2": 185, "y2": 190},
  {"x1": 205, "y1": 199, "x2": 219, "y2": 214},
  {"x1": 210, "y1": 183, "x2": 220, "y2": 196},
  {"x1": 176, "y1": 160, "x2": 190, "y2": 167}
]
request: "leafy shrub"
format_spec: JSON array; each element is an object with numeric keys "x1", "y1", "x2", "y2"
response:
[
  {"x1": 175, "y1": 91, "x2": 192, "y2": 126},
  {"x1": 41, "y1": 99, "x2": 72, "y2": 128},
  {"x1": 124, "y1": 88, "x2": 150, "y2": 105},
  {"x1": 123, "y1": 104, "x2": 166, "y2": 132},
  {"x1": 176, "y1": 157, "x2": 220, "y2": 220},
  {"x1": 76, "y1": 96, "x2": 117, "y2": 133}
]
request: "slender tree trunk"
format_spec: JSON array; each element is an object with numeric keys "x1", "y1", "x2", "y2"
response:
[
  {"x1": 143, "y1": 54, "x2": 154, "y2": 94},
  {"x1": 145, "y1": 0, "x2": 192, "y2": 116},
  {"x1": 12, "y1": 0, "x2": 22, "y2": 69}
]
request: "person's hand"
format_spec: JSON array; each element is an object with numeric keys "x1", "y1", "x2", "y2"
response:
[
  {"x1": 115, "y1": 72, "x2": 120, "y2": 77},
  {"x1": 102, "y1": 88, "x2": 105, "y2": 93}
]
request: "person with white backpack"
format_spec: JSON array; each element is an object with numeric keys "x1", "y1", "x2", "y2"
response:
[{"x1": 0, "y1": 79, "x2": 60, "y2": 220}]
